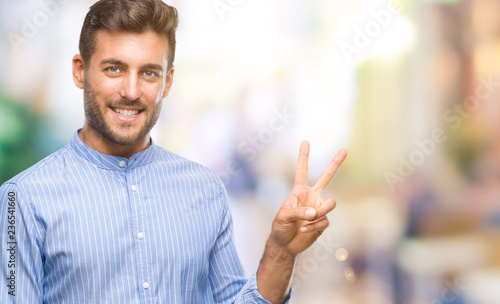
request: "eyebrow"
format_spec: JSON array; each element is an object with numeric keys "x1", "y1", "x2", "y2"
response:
[
  {"x1": 142, "y1": 63, "x2": 164, "y2": 72},
  {"x1": 100, "y1": 59, "x2": 164, "y2": 72}
]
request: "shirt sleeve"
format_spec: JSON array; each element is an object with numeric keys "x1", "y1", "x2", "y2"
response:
[
  {"x1": 208, "y1": 185, "x2": 291, "y2": 304},
  {"x1": 0, "y1": 182, "x2": 44, "y2": 303},
  {"x1": 232, "y1": 267, "x2": 292, "y2": 304}
]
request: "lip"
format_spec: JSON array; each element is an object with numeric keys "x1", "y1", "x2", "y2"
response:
[
  {"x1": 110, "y1": 107, "x2": 143, "y2": 123},
  {"x1": 111, "y1": 106, "x2": 142, "y2": 111}
]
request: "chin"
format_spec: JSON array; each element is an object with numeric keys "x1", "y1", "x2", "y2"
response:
[
  {"x1": 105, "y1": 129, "x2": 144, "y2": 146},
  {"x1": 114, "y1": 135, "x2": 145, "y2": 146}
]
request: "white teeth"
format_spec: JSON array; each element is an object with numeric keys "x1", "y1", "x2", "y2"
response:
[{"x1": 114, "y1": 108, "x2": 139, "y2": 117}]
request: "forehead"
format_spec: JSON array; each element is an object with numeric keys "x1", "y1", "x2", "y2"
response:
[{"x1": 92, "y1": 30, "x2": 169, "y2": 67}]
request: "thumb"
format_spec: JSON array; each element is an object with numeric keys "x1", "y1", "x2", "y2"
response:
[{"x1": 275, "y1": 206, "x2": 317, "y2": 226}]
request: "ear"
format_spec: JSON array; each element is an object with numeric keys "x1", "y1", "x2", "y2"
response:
[
  {"x1": 162, "y1": 65, "x2": 175, "y2": 98},
  {"x1": 72, "y1": 54, "x2": 85, "y2": 89}
]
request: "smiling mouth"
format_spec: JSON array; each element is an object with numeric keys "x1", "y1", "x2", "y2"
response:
[{"x1": 111, "y1": 107, "x2": 143, "y2": 118}]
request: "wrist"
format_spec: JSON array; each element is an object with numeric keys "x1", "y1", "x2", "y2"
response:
[
  {"x1": 257, "y1": 239, "x2": 296, "y2": 304},
  {"x1": 262, "y1": 238, "x2": 297, "y2": 264}
]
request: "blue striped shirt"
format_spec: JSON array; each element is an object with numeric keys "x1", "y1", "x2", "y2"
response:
[{"x1": 0, "y1": 130, "x2": 279, "y2": 303}]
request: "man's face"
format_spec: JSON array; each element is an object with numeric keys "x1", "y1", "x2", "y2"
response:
[{"x1": 82, "y1": 30, "x2": 172, "y2": 146}]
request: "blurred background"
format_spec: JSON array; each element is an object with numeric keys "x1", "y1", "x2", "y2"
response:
[{"x1": 1, "y1": 0, "x2": 500, "y2": 303}]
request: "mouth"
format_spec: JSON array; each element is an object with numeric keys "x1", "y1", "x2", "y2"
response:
[
  {"x1": 111, "y1": 107, "x2": 142, "y2": 117},
  {"x1": 110, "y1": 107, "x2": 144, "y2": 122}
]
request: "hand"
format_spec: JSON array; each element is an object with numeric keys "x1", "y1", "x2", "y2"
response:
[{"x1": 269, "y1": 141, "x2": 347, "y2": 257}]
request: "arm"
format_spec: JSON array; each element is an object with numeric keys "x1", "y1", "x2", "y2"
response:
[
  {"x1": 0, "y1": 183, "x2": 44, "y2": 303},
  {"x1": 257, "y1": 141, "x2": 348, "y2": 303},
  {"x1": 209, "y1": 207, "x2": 248, "y2": 303},
  {"x1": 209, "y1": 187, "x2": 275, "y2": 303}
]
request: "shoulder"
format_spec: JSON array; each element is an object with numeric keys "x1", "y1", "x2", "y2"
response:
[
  {"x1": 153, "y1": 145, "x2": 224, "y2": 187},
  {"x1": 1, "y1": 143, "x2": 72, "y2": 191},
  {"x1": 152, "y1": 145, "x2": 229, "y2": 207}
]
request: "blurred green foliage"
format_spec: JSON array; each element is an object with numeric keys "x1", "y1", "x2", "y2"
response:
[{"x1": 0, "y1": 92, "x2": 48, "y2": 184}]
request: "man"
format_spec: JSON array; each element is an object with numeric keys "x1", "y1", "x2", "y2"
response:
[{"x1": 0, "y1": 0, "x2": 347, "y2": 303}]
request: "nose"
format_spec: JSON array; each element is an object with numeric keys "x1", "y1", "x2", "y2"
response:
[{"x1": 120, "y1": 74, "x2": 141, "y2": 101}]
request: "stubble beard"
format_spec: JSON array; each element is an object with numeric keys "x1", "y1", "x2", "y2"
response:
[{"x1": 83, "y1": 77, "x2": 163, "y2": 146}]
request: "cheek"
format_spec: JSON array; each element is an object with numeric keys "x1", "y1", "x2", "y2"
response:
[
  {"x1": 143, "y1": 82, "x2": 164, "y2": 104},
  {"x1": 96, "y1": 79, "x2": 122, "y2": 100}
]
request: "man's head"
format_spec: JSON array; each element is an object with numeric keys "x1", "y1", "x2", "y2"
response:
[
  {"x1": 72, "y1": 0, "x2": 179, "y2": 151},
  {"x1": 79, "y1": 0, "x2": 178, "y2": 72}
]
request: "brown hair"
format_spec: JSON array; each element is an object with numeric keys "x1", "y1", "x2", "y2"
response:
[{"x1": 79, "y1": 0, "x2": 178, "y2": 71}]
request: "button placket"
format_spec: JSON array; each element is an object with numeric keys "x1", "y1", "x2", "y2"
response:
[{"x1": 127, "y1": 176, "x2": 151, "y2": 297}]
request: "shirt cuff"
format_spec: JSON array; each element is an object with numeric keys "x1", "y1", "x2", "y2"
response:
[{"x1": 234, "y1": 266, "x2": 292, "y2": 304}]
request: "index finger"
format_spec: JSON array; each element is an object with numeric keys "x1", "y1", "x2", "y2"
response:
[
  {"x1": 313, "y1": 149, "x2": 347, "y2": 192},
  {"x1": 294, "y1": 141, "x2": 310, "y2": 185}
]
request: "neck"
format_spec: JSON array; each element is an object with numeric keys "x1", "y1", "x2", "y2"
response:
[{"x1": 78, "y1": 123, "x2": 151, "y2": 159}]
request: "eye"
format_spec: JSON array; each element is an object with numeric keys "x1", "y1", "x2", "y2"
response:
[
  {"x1": 107, "y1": 66, "x2": 120, "y2": 73},
  {"x1": 143, "y1": 71, "x2": 158, "y2": 78}
]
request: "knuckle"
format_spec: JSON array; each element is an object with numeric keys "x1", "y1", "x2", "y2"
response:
[
  {"x1": 274, "y1": 210, "x2": 293, "y2": 225},
  {"x1": 273, "y1": 215, "x2": 286, "y2": 226}
]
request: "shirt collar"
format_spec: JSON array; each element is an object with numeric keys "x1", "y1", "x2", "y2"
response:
[{"x1": 70, "y1": 129, "x2": 157, "y2": 171}]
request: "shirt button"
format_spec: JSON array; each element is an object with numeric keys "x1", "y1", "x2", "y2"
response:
[
  {"x1": 143, "y1": 282, "x2": 150, "y2": 290},
  {"x1": 119, "y1": 161, "x2": 126, "y2": 168},
  {"x1": 131, "y1": 185, "x2": 137, "y2": 191},
  {"x1": 137, "y1": 232, "x2": 145, "y2": 239}
]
